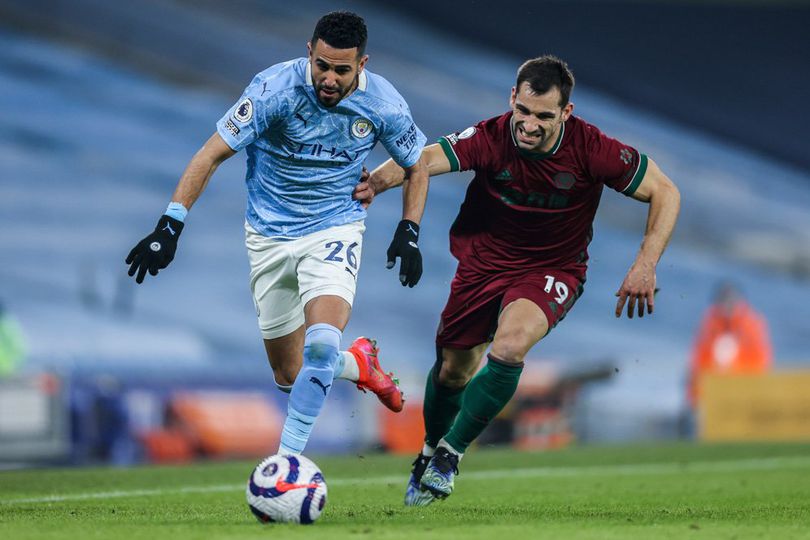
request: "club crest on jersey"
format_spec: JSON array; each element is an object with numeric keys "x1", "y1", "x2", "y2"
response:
[
  {"x1": 351, "y1": 118, "x2": 373, "y2": 138},
  {"x1": 234, "y1": 98, "x2": 253, "y2": 123},
  {"x1": 553, "y1": 172, "x2": 577, "y2": 190}
]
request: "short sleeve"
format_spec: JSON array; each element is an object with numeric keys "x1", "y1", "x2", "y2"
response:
[
  {"x1": 584, "y1": 124, "x2": 648, "y2": 196},
  {"x1": 437, "y1": 122, "x2": 491, "y2": 172},
  {"x1": 216, "y1": 76, "x2": 285, "y2": 152},
  {"x1": 378, "y1": 104, "x2": 427, "y2": 169}
]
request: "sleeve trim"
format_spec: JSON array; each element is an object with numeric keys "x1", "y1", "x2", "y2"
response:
[
  {"x1": 438, "y1": 137, "x2": 461, "y2": 172},
  {"x1": 622, "y1": 153, "x2": 648, "y2": 196},
  {"x1": 216, "y1": 120, "x2": 243, "y2": 152}
]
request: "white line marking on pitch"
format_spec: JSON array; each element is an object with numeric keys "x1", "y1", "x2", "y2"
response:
[{"x1": 2, "y1": 455, "x2": 809, "y2": 505}]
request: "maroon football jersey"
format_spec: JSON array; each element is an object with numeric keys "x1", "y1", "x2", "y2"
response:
[{"x1": 438, "y1": 112, "x2": 647, "y2": 278}]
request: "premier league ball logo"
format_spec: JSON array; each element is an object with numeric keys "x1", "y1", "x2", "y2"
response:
[{"x1": 234, "y1": 98, "x2": 254, "y2": 123}]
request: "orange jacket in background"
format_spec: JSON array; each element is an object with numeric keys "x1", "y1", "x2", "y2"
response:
[{"x1": 688, "y1": 300, "x2": 772, "y2": 406}]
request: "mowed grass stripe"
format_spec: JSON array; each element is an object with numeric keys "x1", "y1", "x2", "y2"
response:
[{"x1": 3, "y1": 455, "x2": 809, "y2": 506}]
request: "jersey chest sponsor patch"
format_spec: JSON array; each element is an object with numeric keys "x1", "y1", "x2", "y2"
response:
[{"x1": 488, "y1": 167, "x2": 582, "y2": 210}]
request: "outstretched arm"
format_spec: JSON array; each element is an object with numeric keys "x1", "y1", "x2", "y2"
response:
[
  {"x1": 125, "y1": 132, "x2": 235, "y2": 283},
  {"x1": 615, "y1": 158, "x2": 681, "y2": 318},
  {"x1": 355, "y1": 143, "x2": 452, "y2": 205},
  {"x1": 170, "y1": 132, "x2": 236, "y2": 209}
]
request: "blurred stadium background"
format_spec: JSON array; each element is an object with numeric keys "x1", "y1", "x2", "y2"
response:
[{"x1": 1, "y1": 0, "x2": 809, "y2": 466}]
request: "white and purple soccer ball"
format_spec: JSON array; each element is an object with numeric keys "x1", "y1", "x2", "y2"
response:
[{"x1": 246, "y1": 454, "x2": 328, "y2": 524}]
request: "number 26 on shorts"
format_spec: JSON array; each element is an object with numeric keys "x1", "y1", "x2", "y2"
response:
[{"x1": 324, "y1": 241, "x2": 359, "y2": 269}]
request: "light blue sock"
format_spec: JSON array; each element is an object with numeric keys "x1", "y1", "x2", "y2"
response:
[
  {"x1": 278, "y1": 323, "x2": 341, "y2": 455},
  {"x1": 334, "y1": 351, "x2": 346, "y2": 378}
]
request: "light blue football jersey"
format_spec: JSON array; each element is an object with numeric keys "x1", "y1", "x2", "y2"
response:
[{"x1": 216, "y1": 58, "x2": 426, "y2": 238}]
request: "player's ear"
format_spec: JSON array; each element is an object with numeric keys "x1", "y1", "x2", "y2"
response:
[
  {"x1": 306, "y1": 41, "x2": 313, "y2": 57},
  {"x1": 509, "y1": 86, "x2": 517, "y2": 108},
  {"x1": 562, "y1": 101, "x2": 574, "y2": 120},
  {"x1": 357, "y1": 54, "x2": 369, "y2": 72}
]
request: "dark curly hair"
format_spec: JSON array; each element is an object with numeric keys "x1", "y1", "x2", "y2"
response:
[
  {"x1": 517, "y1": 55, "x2": 575, "y2": 106},
  {"x1": 311, "y1": 11, "x2": 368, "y2": 56}
]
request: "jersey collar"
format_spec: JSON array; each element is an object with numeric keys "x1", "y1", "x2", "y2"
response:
[
  {"x1": 305, "y1": 61, "x2": 368, "y2": 92},
  {"x1": 510, "y1": 117, "x2": 565, "y2": 160}
]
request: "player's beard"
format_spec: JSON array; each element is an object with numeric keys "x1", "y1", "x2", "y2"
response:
[{"x1": 316, "y1": 74, "x2": 358, "y2": 108}]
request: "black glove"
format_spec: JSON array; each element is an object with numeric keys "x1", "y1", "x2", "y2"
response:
[
  {"x1": 386, "y1": 219, "x2": 422, "y2": 287},
  {"x1": 125, "y1": 215, "x2": 184, "y2": 284}
]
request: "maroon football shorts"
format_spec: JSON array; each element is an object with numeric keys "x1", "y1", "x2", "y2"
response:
[{"x1": 436, "y1": 265, "x2": 584, "y2": 350}]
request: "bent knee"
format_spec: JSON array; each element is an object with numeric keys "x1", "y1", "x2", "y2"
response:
[
  {"x1": 436, "y1": 368, "x2": 472, "y2": 389},
  {"x1": 272, "y1": 367, "x2": 297, "y2": 387},
  {"x1": 437, "y1": 358, "x2": 478, "y2": 389},
  {"x1": 304, "y1": 342, "x2": 338, "y2": 367},
  {"x1": 490, "y1": 332, "x2": 536, "y2": 364}
]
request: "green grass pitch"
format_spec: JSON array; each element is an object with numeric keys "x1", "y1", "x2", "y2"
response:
[{"x1": 2, "y1": 443, "x2": 809, "y2": 539}]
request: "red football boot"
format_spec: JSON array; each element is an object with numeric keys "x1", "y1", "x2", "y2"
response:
[{"x1": 348, "y1": 337, "x2": 404, "y2": 413}]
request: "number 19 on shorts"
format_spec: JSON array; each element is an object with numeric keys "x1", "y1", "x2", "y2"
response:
[{"x1": 544, "y1": 275, "x2": 570, "y2": 304}]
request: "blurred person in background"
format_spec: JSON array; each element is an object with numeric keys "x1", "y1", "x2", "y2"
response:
[
  {"x1": 0, "y1": 300, "x2": 27, "y2": 377},
  {"x1": 683, "y1": 281, "x2": 772, "y2": 436},
  {"x1": 124, "y1": 11, "x2": 429, "y2": 456},
  {"x1": 359, "y1": 55, "x2": 680, "y2": 505}
]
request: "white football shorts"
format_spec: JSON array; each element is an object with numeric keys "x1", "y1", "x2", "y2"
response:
[{"x1": 245, "y1": 220, "x2": 365, "y2": 340}]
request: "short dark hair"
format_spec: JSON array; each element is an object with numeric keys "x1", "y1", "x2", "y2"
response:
[
  {"x1": 311, "y1": 11, "x2": 368, "y2": 56},
  {"x1": 516, "y1": 55, "x2": 575, "y2": 106}
]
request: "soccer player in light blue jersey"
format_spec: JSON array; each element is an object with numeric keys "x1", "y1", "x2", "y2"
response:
[{"x1": 126, "y1": 11, "x2": 429, "y2": 455}]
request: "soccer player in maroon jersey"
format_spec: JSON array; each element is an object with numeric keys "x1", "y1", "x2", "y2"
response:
[{"x1": 357, "y1": 55, "x2": 681, "y2": 505}]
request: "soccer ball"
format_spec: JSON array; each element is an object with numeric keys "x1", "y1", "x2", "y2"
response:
[{"x1": 246, "y1": 453, "x2": 328, "y2": 524}]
